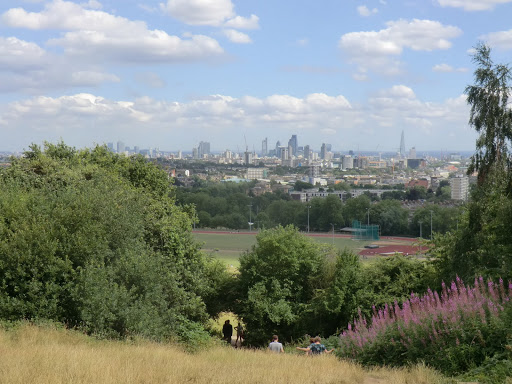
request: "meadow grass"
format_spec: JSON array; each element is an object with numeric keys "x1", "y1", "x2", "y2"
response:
[{"x1": 0, "y1": 324, "x2": 448, "y2": 384}]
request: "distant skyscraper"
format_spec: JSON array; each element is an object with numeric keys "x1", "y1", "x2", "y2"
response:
[
  {"x1": 262, "y1": 137, "x2": 268, "y2": 156},
  {"x1": 288, "y1": 135, "x2": 298, "y2": 156},
  {"x1": 400, "y1": 131, "x2": 406, "y2": 158},
  {"x1": 320, "y1": 143, "x2": 327, "y2": 160},
  {"x1": 198, "y1": 141, "x2": 210, "y2": 158},
  {"x1": 107, "y1": 142, "x2": 114, "y2": 151},
  {"x1": 117, "y1": 141, "x2": 125, "y2": 153},
  {"x1": 133, "y1": 146, "x2": 140, "y2": 154},
  {"x1": 325, "y1": 143, "x2": 332, "y2": 152},
  {"x1": 192, "y1": 147, "x2": 199, "y2": 159},
  {"x1": 409, "y1": 146, "x2": 417, "y2": 159},
  {"x1": 304, "y1": 145, "x2": 310, "y2": 160}
]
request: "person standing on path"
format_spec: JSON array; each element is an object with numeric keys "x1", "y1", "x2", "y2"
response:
[
  {"x1": 222, "y1": 320, "x2": 233, "y2": 344},
  {"x1": 234, "y1": 322, "x2": 244, "y2": 346},
  {"x1": 268, "y1": 335, "x2": 285, "y2": 353}
]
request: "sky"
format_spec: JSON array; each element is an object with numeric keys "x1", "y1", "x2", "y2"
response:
[{"x1": 1, "y1": 0, "x2": 512, "y2": 154}]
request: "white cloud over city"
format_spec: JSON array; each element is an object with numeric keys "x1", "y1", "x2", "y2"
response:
[{"x1": 339, "y1": 19, "x2": 462, "y2": 79}]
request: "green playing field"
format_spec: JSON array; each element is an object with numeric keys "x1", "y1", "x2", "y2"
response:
[{"x1": 193, "y1": 231, "x2": 372, "y2": 268}]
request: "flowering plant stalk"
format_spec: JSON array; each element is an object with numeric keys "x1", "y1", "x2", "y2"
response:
[{"x1": 339, "y1": 277, "x2": 512, "y2": 375}]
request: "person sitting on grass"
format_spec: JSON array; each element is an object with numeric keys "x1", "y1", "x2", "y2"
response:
[
  {"x1": 268, "y1": 335, "x2": 285, "y2": 353},
  {"x1": 296, "y1": 336, "x2": 334, "y2": 355}
]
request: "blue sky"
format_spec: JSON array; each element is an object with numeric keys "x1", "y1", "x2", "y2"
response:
[{"x1": 1, "y1": 0, "x2": 512, "y2": 154}]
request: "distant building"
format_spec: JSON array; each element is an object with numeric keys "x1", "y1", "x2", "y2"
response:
[
  {"x1": 246, "y1": 168, "x2": 268, "y2": 180},
  {"x1": 320, "y1": 143, "x2": 327, "y2": 160},
  {"x1": 406, "y1": 158, "x2": 425, "y2": 169},
  {"x1": 244, "y1": 150, "x2": 253, "y2": 165},
  {"x1": 262, "y1": 137, "x2": 268, "y2": 156},
  {"x1": 198, "y1": 141, "x2": 210, "y2": 158},
  {"x1": 117, "y1": 141, "x2": 125, "y2": 153},
  {"x1": 451, "y1": 176, "x2": 469, "y2": 201},
  {"x1": 409, "y1": 147, "x2": 417, "y2": 159},
  {"x1": 304, "y1": 145, "x2": 311, "y2": 160},
  {"x1": 288, "y1": 135, "x2": 298, "y2": 156},
  {"x1": 342, "y1": 155, "x2": 354, "y2": 170},
  {"x1": 107, "y1": 142, "x2": 114, "y2": 151},
  {"x1": 407, "y1": 179, "x2": 429, "y2": 189}
]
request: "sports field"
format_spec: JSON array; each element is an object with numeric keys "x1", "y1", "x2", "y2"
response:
[{"x1": 193, "y1": 231, "x2": 375, "y2": 268}]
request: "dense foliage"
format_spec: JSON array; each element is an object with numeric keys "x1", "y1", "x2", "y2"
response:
[
  {"x1": 234, "y1": 225, "x2": 433, "y2": 345},
  {"x1": 339, "y1": 277, "x2": 512, "y2": 378},
  {"x1": 432, "y1": 44, "x2": 512, "y2": 285},
  {"x1": 177, "y1": 181, "x2": 458, "y2": 236},
  {"x1": 0, "y1": 142, "x2": 220, "y2": 343}
]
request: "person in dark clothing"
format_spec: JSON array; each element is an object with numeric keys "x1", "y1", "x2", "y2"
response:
[{"x1": 222, "y1": 320, "x2": 233, "y2": 344}]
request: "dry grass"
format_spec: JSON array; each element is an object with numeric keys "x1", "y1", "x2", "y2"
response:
[{"x1": 0, "y1": 325, "x2": 449, "y2": 384}]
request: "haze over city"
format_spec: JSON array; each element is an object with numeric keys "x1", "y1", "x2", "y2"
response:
[{"x1": 2, "y1": 0, "x2": 512, "y2": 152}]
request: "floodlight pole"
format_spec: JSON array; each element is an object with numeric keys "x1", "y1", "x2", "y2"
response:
[
  {"x1": 307, "y1": 205, "x2": 311, "y2": 233},
  {"x1": 248, "y1": 204, "x2": 253, "y2": 231},
  {"x1": 430, "y1": 210, "x2": 433, "y2": 240},
  {"x1": 331, "y1": 223, "x2": 335, "y2": 245},
  {"x1": 366, "y1": 208, "x2": 370, "y2": 226}
]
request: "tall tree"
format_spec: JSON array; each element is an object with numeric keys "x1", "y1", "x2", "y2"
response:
[{"x1": 466, "y1": 43, "x2": 512, "y2": 188}]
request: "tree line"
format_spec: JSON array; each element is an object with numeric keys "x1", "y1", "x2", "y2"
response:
[{"x1": 176, "y1": 181, "x2": 461, "y2": 237}]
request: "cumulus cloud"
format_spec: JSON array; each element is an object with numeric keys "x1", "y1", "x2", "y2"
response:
[
  {"x1": 2, "y1": 0, "x2": 224, "y2": 63},
  {"x1": 368, "y1": 86, "x2": 469, "y2": 134},
  {"x1": 224, "y1": 14, "x2": 259, "y2": 29},
  {"x1": 0, "y1": 89, "x2": 475, "y2": 151},
  {"x1": 432, "y1": 63, "x2": 469, "y2": 72},
  {"x1": 437, "y1": 0, "x2": 512, "y2": 11},
  {"x1": 357, "y1": 5, "x2": 378, "y2": 16},
  {"x1": 0, "y1": 36, "x2": 118, "y2": 93},
  {"x1": 482, "y1": 29, "x2": 512, "y2": 50},
  {"x1": 223, "y1": 29, "x2": 252, "y2": 44},
  {"x1": 339, "y1": 19, "x2": 461, "y2": 78},
  {"x1": 160, "y1": 0, "x2": 234, "y2": 26}
]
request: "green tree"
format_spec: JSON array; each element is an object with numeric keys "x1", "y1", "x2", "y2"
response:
[
  {"x1": 236, "y1": 226, "x2": 328, "y2": 344},
  {"x1": 342, "y1": 195, "x2": 371, "y2": 226},
  {"x1": 0, "y1": 142, "x2": 217, "y2": 343},
  {"x1": 433, "y1": 44, "x2": 512, "y2": 282},
  {"x1": 370, "y1": 200, "x2": 408, "y2": 236}
]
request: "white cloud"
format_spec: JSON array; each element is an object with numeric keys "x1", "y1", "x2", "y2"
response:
[
  {"x1": 432, "y1": 63, "x2": 469, "y2": 72},
  {"x1": 482, "y1": 29, "x2": 512, "y2": 50},
  {"x1": 1, "y1": 1, "x2": 224, "y2": 63},
  {"x1": 80, "y1": 0, "x2": 102, "y2": 9},
  {"x1": 0, "y1": 36, "x2": 118, "y2": 93},
  {"x1": 160, "y1": 0, "x2": 234, "y2": 26},
  {"x1": 224, "y1": 14, "x2": 259, "y2": 30},
  {"x1": 368, "y1": 86, "x2": 469, "y2": 132},
  {"x1": 357, "y1": 5, "x2": 378, "y2": 16},
  {"x1": 437, "y1": 0, "x2": 512, "y2": 11},
  {"x1": 223, "y1": 29, "x2": 252, "y2": 44},
  {"x1": 339, "y1": 19, "x2": 461, "y2": 78},
  {"x1": 0, "y1": 89, "x2": 475, "y2": 152}
]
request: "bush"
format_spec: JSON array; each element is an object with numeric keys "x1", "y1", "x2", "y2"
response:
[{"x1": 339, "y1": 277, "x2": 512, "y2": 376}]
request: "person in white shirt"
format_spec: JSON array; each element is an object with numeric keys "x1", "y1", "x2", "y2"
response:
[{"x1": 268, "y1": 335, "x2": 285, "y2": 353}]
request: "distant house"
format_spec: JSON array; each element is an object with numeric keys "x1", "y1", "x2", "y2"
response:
[{"x1": 406, "y1": 179, "x2": 429, "y2": 189}]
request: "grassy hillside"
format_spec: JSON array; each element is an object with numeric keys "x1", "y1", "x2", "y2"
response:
[{"x1": 0, "y1": 324, "x2": 447, "y2": 384}]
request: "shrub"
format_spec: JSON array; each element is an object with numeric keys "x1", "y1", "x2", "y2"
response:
[{"x1": 339, "y1": 277, "x2": 512, "y2": 375}]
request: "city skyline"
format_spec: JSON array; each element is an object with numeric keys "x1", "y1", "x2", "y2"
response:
[{"x1": 3, "y1": 1, "x2": 512, "y2": 152}]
